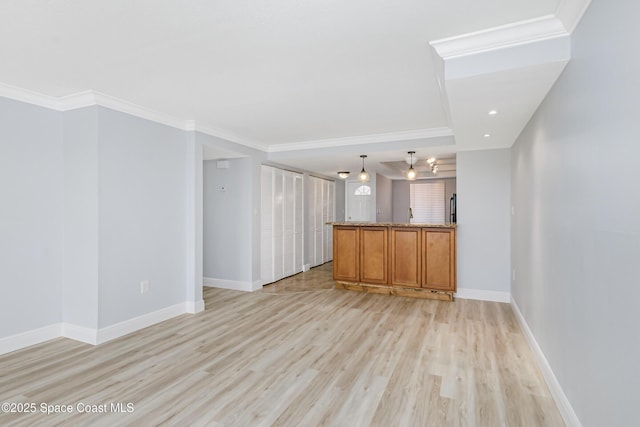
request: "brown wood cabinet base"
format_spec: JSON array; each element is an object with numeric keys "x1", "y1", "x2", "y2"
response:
[
  {"x1": 333, "y1": 224, "x2": 456, "y2": 301},
  {"x1": 336, "y1": 281, "x2": 453, "y2": 302}
]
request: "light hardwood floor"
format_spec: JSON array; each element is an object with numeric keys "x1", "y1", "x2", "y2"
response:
[{"x1": 0, "y1": 263, "x2": 563, "y2": 426}]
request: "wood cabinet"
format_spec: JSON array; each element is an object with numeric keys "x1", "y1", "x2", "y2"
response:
[
  {"x1": 333, "y1": 226, "x2": 360, "y2": 282},
  {"x1": 422, "y1": 228, "x2": 456, "y2": 292},
  {"x1": 333, "y1": 224, "x2": 456, "y2": 300},
  {"x1": 360, "y1": 227, "x2": 388, "y2": 285},
  {"x1": 390, "y1": 227, "x2": 421, "y2": 288}
]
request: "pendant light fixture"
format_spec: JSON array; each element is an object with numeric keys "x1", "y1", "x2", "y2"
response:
[
  {"x1": 358, "y1": 155, "x2": 370, "y2": 182},
  {"x1": 406, "y1": 151, "x2": 417, "y2": 181}
]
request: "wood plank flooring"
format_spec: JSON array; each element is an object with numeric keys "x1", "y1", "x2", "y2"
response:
[{"x1": 0, "y1": 263, "x2": 564, "y2": 426}]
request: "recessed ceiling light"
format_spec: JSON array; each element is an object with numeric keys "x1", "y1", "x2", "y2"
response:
[
  {"x1": 484, "y1": 133, "x2": 491, "y2": 138},
  {"x1": 488, "y1": 110, "x2": 498, "y2": 115}
]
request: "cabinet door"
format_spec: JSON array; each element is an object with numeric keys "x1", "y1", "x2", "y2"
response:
[
  {"x1": 422, "y1": 228, "x2": 456, "y2": 291},
  {"x1": 333, "y1": 226, "x2": 359, "y2": 282},
  {"x1": 390, "y1": 228, "x2": 421, "y2": 288},
  {"x1": 360, "y1": 227, "x2": 388, "y2": 284}
]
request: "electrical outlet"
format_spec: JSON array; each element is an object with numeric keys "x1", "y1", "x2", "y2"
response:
[{"x1": 140, "y1": 280, "x2": 150, "y2": 294}]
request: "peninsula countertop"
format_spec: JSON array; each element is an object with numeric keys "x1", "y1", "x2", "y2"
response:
[{"x1": 330, "y1": 222, "x2": 456, "y2": 229}]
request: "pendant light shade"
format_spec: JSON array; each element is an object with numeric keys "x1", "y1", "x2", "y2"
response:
[
  {"x1": 406, "y1": 151, "x2": 417, "y2": 181},
  {"x1": 358, "y1": 155, "x2": 370, "y2": 182}
]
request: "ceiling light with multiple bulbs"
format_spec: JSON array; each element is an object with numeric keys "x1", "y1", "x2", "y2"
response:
[{"x1": 427, "y1": 157, "x2": 438, "y2": 174}]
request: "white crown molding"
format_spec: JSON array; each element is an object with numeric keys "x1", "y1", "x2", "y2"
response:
[
  {"x1": 0, "y1": 83, "x2": 270, "y2": 152},
  {"x1": 184, "y1": 120, "x2": 196, "y2": 131},
  {"x1": 555, "y1": 0, "x2": 592, "y2": 33},
  {"x1": 55, "y1": 90, "x2": 192, "y2": 131},
  {"x1": 55, "y1": 90, "x2": 97, "y2": 110},
  {"x1": 430, "y1": 15, "x2": 567, "y2": 60},
  {"x1": 0, "y1": 82, "x2": 60, "y2": 110},
  {"x1": 511, "y1": 298, "x2": 583, "y2": 427},
  {"x1": 267, "y1": 127, "x2": 454, "y2": 153},
  {"x1": 1, "y1": 82, "x2": 445, "y2": 155}
]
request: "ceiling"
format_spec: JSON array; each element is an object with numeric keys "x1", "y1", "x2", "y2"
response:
[{"x1": 0, "y1": 0, "x2": 590, "y2": 179}]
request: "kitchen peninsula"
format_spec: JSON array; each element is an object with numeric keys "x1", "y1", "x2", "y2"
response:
[{"x1": 332, "y1": 223, "x2": 456, "y2": 301}]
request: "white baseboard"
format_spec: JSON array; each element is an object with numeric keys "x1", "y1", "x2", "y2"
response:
[
  {"x1": 302, "y1": 264, "x2": 311, "y2": 272},
  {"x1": 204, "y1": 277, "x2": 263, "y2": 292},
  {"x1": 97, "y1": 302, "x2": 188, "y2": 344},
  {"x1": 0, "y1": 324, "x2": 61, "y2": 356},
  {"x1": 511, "y1": 298, "x2": 582, "y2": 427},
  {"x1": 186, "y1": 299, "x2": 205, "y2": 314},
  {"x1": 454, "y1": 287, "x2": 510, "y2": 303},
  {"x1": 1, "y1": 301, "x2": 198, "y2": 354},
  {"x1": 62, "y1": 323, "x2": 98, "y2": 345}
]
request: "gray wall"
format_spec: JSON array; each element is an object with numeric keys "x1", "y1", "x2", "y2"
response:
[
  {"x1": 199, "y1": 132, "x2": 267, "y2": 286},
  {"x1": 62, "y1": 107, "x2": 99, "y2": 329},
  {"x1": 97, "y1": 107, "x2": 188, "y2": 327},
  {"x1": 203, "y1": 158, "x2": 253, "y2": 282},
  {"x1": 375, "y1": 174, "x2": 392, "y2": 222},
  {"x1": 0, "y1": 99, "x2": 197, "y2": 339},
  {"x1": 391, "y1": 178, "x2": 456, "y2": 223},
  {"x1": 0, "y1": 98, "x2": 64, "y2": 337},
  {"x1": 457, "y1": 149, "x2": 510, "y2": 293},
  {"x1": 334, "y1": 179, "x2": 345, "y2": 222},
  {"x1": 511, "y1": 1, "x2": 640, "y2": 425}
]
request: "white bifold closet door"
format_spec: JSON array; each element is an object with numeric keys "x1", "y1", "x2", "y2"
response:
[
  {"x1": 323, "y1": 179, "x2": 335, "y2": 262},
  {"x1": 261, "y1": 165, "x2": 304, "y2": 286},
  {"x1": 309, "y1": 176, "x2": 335, "y2": 268},
  {"x1": 313, "y1": 177, "x2": 324, "y2": 267}
]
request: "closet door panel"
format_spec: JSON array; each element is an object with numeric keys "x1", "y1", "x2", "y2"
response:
[
  {"x1": 272, "y1": 168, "x2": 284, "y2": 281},
  {"x1": 283, "y1": 172, "x2": 295, "y2": 277},
  {"x1": 325, "y1": 181, "x2": 335, "y2": 262},
  {"x1": 314, "y1": 178, "x2": 324, "y2": 266},
  {"x1": 294, "y1": 175, "x2": 304, "y2": 273},
  {"x1": 260, "y1": 166, "x2": 274, "y2": 284}
]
